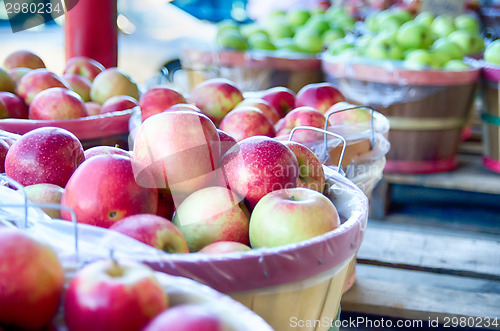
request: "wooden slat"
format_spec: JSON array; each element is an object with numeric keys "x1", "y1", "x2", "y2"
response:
[
  {"x1": 356, "y1": 222, "x2": 500, "y2": 280},
  {"x1": 341, "y1": 265, "x2": 500, "y2": 328},
  {"x1": 383, "y1": 154, "x2": 500, "y2": 195}
]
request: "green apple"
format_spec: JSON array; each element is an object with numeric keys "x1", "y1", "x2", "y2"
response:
[
  {"x1": 304, "y1": 14, "x2": 331, "y2": 36},
  {"x1": 379, "y1": 15, "x2": 405, "y2": 33},
  {"x1": 216, "y1": 19, "x2": 240, "y2": 38},
  {"x1": 267, "y1": 16, "x2": 294, "y2": 39},
  {"x1": 365, "y1": 33, "x2": 403, "y2": 60},
  {"x1": 397, "y1": 21, "x2": 433, "y2": 50},
  {"x1": 248, "y1": 34, "x2": 277, "y2": 51},
  {"x1": 430, "y1": 49, "x2": 453, "y2": 67},
  {"x1": 326, "y1": 39, "x2": 355, "y2": 56},
  {"x1": 404, "y1": 49, "x2": 440, "y2": 70},
  {"x1": 415, "y1": 11, "x2": 434, "y2": 27},
  {"x1": 364, "y1": 12, "x2": 380, "y2": 32},
  {"x1": 448, "y1": 30, "x2": 485, "y2": 55},
  {"x1": 325, "y1": 6, "x2": 349, "y2": 21},
  {"x1": 454, "y1": 13, "x2": 480, "y2": 33},
  {"x1": 391, "y1": 8, "x2": 413, "y2": 23},
  {"x1": 431, "y1": 37, "x2": 465, "y2": 60},
  {"x1": 216, "y1": 30, "x2": 247, "y2": 51},
  {"x1": 336, "y1": 16, "x2": 356, "y2": 32},
  {"x1": 293, "y1": 28, "x2": 323, "y2": 53},
  {"x1": 275, "y1": 38, "x2": 306, "y2": 54},
  {"x1": 241, "y1": 23, "x2": 268, "y2": 38},
  {"x1": 322, "y1": 26, "x2": 345, "y2": 46},
  {"x1": 431, "y1": 14, "x2": 456, "y2": 38},
  {"x1": 287, "y1": 8, "x2": 311, "y2": 29},
  {"x1": 443, "y1": 59, "x2": 471, "y2": 70},
  {"x1": 484, "y1": 39, "x2": 500, "y2": 66}
]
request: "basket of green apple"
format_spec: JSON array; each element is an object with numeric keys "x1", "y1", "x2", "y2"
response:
[
  {"x1": 1, "y1": 82, "x2": 369, "y2": 331},
  {"x1": 322, "y1": 8, "x2": 482, "y2": 174},
  {"x1": 478, "y1": 39, "x2": 500, "y2": 173},
  {"x1": 180, "y1": 6, "x2": 356, "y2": 93},
  {"x1": 0, "y1": 50, "x2": 138, "y2": 149}
]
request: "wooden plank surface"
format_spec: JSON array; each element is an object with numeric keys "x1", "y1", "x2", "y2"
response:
[
  {"x1": 341, "y1": 265, "x2": 500, "y2": 328},
  {"x1": 357, "y1": 221, "x2": 500, "y2": 280},
  {"x1": 383, "y1": 153, "x2": 500, "y2": 195}
]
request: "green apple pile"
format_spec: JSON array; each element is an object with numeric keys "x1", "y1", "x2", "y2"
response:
[
  {"x1": 327, "y1": 8, "x2": 485, "y2": 70},
  {"x1": 215, "y1": 6, "x2": 356, "y2": 55},
  {"x1": 0, "y1": 49, "x2": 140, "y2": 121}
]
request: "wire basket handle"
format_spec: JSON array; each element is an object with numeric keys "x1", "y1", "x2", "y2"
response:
[
  {"x1": 0, "y1": 175, "x2": 80, "y2": 262},
  {"x1": 288, "y1": 126, "x2": 347, "y2": 173},
  {"x1": 324, "y1": 105, "x2": 376, "y2": 150}
]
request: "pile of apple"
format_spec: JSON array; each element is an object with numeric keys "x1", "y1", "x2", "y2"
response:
[
  {"x1": 0, "y1": 49, "x2": 140, "y2": 121},
  {"x1": 215, "y1": 6, "x2": 355, "y2": 55},
  {"x1": 327, "y1": 8, "x2": 485, "y2": 70},
  {"x1": 0, "y1": 227, "x2": 243, "y2": 331},
  {"x1": 0, "y1": 77, "x2": 367, "y2": 255}
]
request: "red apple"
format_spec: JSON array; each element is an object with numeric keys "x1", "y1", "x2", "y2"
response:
[
  {"x1": 0, "y1": 139, "x2": 9, "y2": 172},
  {"x1": 217, "y1": 129, "x2": 237, "y2": 158},
  {"x1": 219, "y1": 136, "x2": 299, "y2": 209},
  {"x1": 110, "y1": 214, "x2": 190, "y2": 253},
  {"x1": 139, "y1": 86, "x2": 186, "y2": 121},
  {"x1": 61, "y1": 154, "x2": 158, "y2": 228},
  {"x1": 325, "y1": 102, "x2": 371, "y2": 125},
  {"x1": 295, "y1": 83, "x2": 345, "y2": 114},
  {"x1": 64, "y1": 259, "x2": 168, "y2": 331},
  {"x1": 84, "y1": 145, "x2": 131, "y2": 160},
  {"x1": 281, "y1": 140, "x2": 325, "y2": 193},
  {"x1": 249, "y1": 187, "x2": 340, "y2": 248},
  {"x1": 0, "y1": 91, "x2": 29, "y2": 118},
  {"x1": 62, "y1": 73, "x2": 92, "y2": 102},
  {"x1": 188, "y1": 78, "x2": 244, "y2": 125},
  {"x1": 3, "y1": 50, "x2": 46, "y2": 70},
  {"x1": 133, "y1": 111, "x2": 220, "y2": 198},
  {"x1": 5, "y1": 127, "x2": 84, "y2": 187},
  {"x1": 173, "y1": 186, "x2": 250, "y2": 252},
  {"x1": 29, "y1": 87, "x2": 87, "y2": 120},
  {"x1": 143, "y1": 304, "x2": 223, "y2": 331},
  {"x1": 90, "y1": 67, "x2": 140, "y2": 104},
  {"x1": 24, "y1": 183, "x2": 65, "y2": 219},
  {"x1": 219, "y1": 106, "x2": 276, "y2": 142},
  {"x1": 16, "y1": 68, "x2": 71, "y2": 105},
  {"x1": 0, "y1": 228, "x2": 64, "y2": 330},
  {"x1": 236, "y1": 98, "x2": 281, "y2": 124},
  {"x1": 276, "y1": 106, "x2": 327, "y2": 143},
  {"x1": 100, "y1": 95, "x2": 138, "y2": 114},
  {"x1": 63, "y1": 56, "x2": 105, "y2": 82},
  {"x1": 0, "y1": 67, "x2": 15, "y2": 93},
  {"x1": 198, "y1": 241, "x2": 251, "y2": 254},
  {"x1": 8, "y1": 67, "x2": 31, "y2": 88},
  {"x1": 259, "y1": 86, "x2": 296, "y2": 118},
  {"x1": 85, "y1": 101, "x2": 101, "y2": 116}
]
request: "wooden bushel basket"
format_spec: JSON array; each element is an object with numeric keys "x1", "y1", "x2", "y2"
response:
[
  {"x1": 322, "y1": 55, "x2": 480, "y2": 174},
  {"x1": 180, "y1": 48, "x2": 323, "y2": 93},
  {"x1": 480, "y1": 63, "x2": 500, "y2": 173},
  {"x1": 0, "y1": 108, "x2": 136, "y2": 149}
]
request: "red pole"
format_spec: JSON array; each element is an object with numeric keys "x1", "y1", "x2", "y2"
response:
[{"x1": 64, "y1": 0, "x2": 118, "y2": 68}]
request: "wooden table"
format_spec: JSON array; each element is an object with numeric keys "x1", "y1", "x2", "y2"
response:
[{"x1": 340, "y1": 141, "x2": 500, "y2": 330}]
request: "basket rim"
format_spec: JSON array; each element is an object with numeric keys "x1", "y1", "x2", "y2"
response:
[{"x1": 321, "y1": 54, "x2": 481, "y2": 86}]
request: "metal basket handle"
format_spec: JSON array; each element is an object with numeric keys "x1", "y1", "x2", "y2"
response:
[
  {"x1": 0, "y1": 174, "x2": 80, "y2": 262},
  {"x1": 288, "y1": 126, "x2": 347, "y2": 173},
  {"x1": 324, "y1": 105, "x2": 376, "y2": 150}
]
